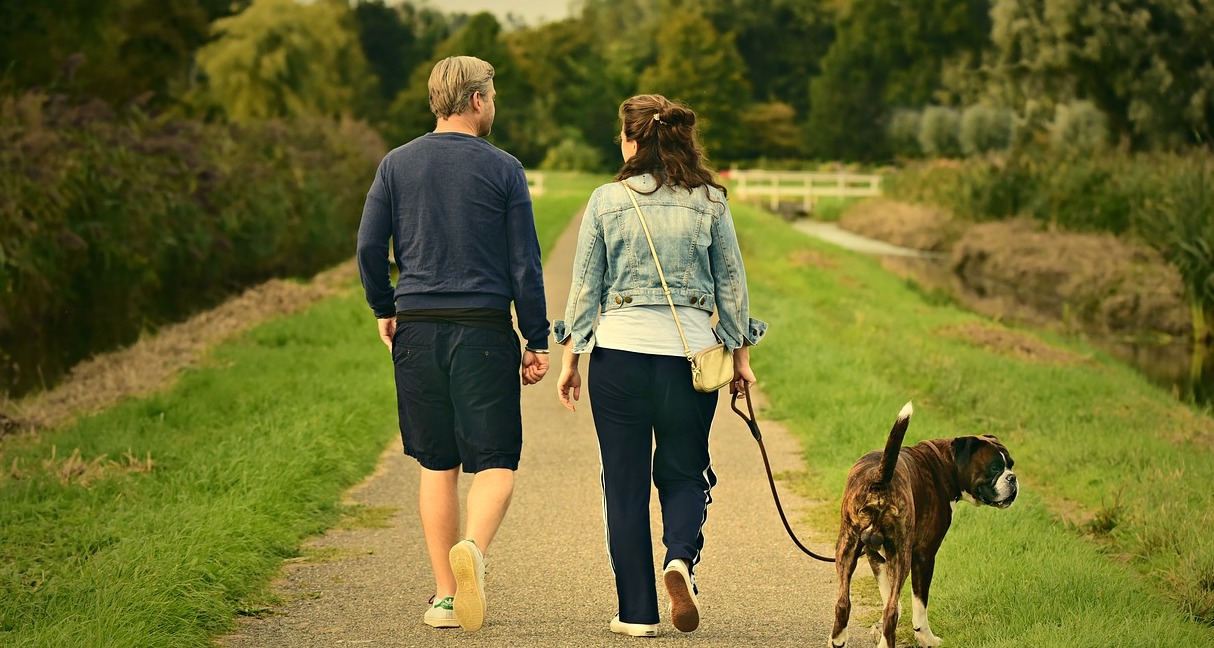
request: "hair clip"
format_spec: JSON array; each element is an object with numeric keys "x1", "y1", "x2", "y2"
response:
[{"x1": 653, "y1": 113, "x2": 664, "y2": 125}]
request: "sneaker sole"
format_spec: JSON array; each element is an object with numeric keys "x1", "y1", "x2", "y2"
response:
[
  {"x1": 450, "y1": 544, "x2": 486, "y2": 631},
  {"x1": 423, "y1": 617, "x2": 460, "y2": 629},
  {"x1": 664, "y1": 568, "x2": 699, "y2": 632}
]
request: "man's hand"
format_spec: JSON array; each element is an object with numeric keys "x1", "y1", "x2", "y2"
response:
[
  {"x1": 377, "y1": 317, "x2": 396, "y2": 350},
  {"x1": 521, "y1": 349, "x2": 550, "y2": 385}
]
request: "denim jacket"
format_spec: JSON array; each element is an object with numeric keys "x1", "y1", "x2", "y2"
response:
[{"x1": 553, "y1": 174, "x2": 768, "y2": 354}]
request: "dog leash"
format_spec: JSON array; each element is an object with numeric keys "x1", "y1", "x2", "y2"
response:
[{"x1": 731, "y1": 390, "x2": 836, "y2": 563}]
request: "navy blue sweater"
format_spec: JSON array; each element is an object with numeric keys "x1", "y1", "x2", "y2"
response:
[{"x1": 356, "y1": 132, "x2": 549, "y2": 349}]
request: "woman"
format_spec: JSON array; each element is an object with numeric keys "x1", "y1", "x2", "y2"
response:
[{"x1": 553, "y1": 94, "x2": 767, "y2": 637}]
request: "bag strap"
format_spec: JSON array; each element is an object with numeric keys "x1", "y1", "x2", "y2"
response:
[{"x1": 623, "y1": 182, "x2": 694, "y2": 360}]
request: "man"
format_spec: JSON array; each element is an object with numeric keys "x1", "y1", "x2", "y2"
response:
[{"x1": 356, "y1": 55, "x2": 550, "y2": 632}]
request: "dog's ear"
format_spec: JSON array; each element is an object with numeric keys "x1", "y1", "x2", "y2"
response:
[{"x1": 952, "y1": 436, "x2": 979, "y2": 468}]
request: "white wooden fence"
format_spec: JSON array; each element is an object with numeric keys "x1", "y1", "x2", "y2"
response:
[{"x1": 730, "y1": 170, "x2": 882, "y2": 211}]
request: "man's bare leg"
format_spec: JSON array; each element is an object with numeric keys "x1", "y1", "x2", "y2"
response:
[
  {"x1": 446, "y1": 467, "x2": 513, "y2": 631},
  {"x1": 464, "y1": 468, "x2": 514, "y2": 550},
  {"x1": 419, "y1": 467, "x2": 460, "y2": 597}
]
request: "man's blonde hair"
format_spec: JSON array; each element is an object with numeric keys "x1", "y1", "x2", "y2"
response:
[{"x1": 428, "y1": 56, "x2": 495, "y2": 119}]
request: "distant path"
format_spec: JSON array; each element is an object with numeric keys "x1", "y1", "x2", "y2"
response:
[
  {"x1": 793, "y1": 220, "x2": 943, "y2": 259},
  {"x1": 219, "y1": 211, "x2": 875, "y2": 648}
]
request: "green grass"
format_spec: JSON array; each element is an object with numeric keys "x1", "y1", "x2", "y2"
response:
[
  {"x1": 0, "y1": 295, "x2": 398, "y2": 646},
  {"x1": 808, "y1": 196, "x2": 862, "y2": 222},
  {"x1": 0, "y1": 172, "x2": 596, "y2": 647},
  {"x1": 531, "y1": 171, "x2": 612, "y2": 256},
  {"x1": 732, "y1": 200, "x2": 1214, "y2": 644}
]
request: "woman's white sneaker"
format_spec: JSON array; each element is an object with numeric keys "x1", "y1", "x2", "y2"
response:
[
  {"x1": 610, "y1": 615, "x2": 658, "y2": 637},
  {"x1": 663, "y1": 559, "x2": 700, "y2": 632}
]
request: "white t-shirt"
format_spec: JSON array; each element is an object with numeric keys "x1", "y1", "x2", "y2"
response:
[{"x1": 594, "y1": 304, "x2": 717, "y2": 357}]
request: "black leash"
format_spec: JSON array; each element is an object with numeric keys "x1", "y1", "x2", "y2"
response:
[{"x1": 731, "y1": 390, "x2": 836, "y2": 563}]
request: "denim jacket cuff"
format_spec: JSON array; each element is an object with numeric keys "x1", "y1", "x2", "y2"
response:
[
  {"x1": 717, "y1": 317, "x2": 768, "y2": 349},
  {"x1": 744, "y1": 317, "x2": 769, "y2": 346},
  {"x1": 552, "y1": 320, "x2": 571, "y2": 345}
]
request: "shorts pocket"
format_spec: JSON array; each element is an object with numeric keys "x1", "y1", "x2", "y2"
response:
[{"x1": 451, "y1": 344, "x2": 519, "y2": 396}]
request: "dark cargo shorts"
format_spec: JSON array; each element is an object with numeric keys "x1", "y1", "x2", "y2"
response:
[{"x1": 392, "y1": 320, "x2": 522, "y2": 473}]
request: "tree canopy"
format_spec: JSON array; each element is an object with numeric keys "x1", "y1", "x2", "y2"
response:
[{"x1": 2, "y1": 0, "x2": 1211, "y2": 164}]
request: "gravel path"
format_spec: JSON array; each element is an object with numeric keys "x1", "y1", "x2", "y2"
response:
[{"x1": 219, "y1": 212, "x2": 877, "y2": 648}]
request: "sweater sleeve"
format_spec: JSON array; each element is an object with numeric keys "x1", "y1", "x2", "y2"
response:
[
  {"x1": 356, "y1": 162, "x2": 397, "y2": 319},
  {"x1": 504, "y1": 165, "x2": 550, "y2": 349}
]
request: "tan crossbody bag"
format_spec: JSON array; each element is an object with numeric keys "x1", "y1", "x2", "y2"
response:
[{"x1": 623, "y1": 183, "x2": 734, "y2": 392}]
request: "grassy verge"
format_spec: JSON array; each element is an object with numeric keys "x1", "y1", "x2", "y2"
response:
[
  {"x1": 733, "y1": 200, "x2": 1214, "y2": 644},
  {"x1": 0, "y1": 173, "x2": 596, "y2": 647},
  {"x1": 808, "y1": 196, "x2": 862, "y2": 222},
  {"x1": 531, "y1": 171, "x2": 611, "y2": 256}
]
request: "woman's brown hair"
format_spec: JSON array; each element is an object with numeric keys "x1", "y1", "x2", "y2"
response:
[{"x1": 614, "y1": 94, "x2": 727, "y2": 198}]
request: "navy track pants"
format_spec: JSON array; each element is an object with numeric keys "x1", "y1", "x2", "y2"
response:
[{"x1": 588, "y1": 346, "x2": 719, "y2": 625}]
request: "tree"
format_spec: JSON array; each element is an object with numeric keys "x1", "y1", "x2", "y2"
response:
[
  {"x1": 507, "y1": 17, "x2": 623, "y2": 166},
  {"x1": 698, "y1": 0, "x2": 836, "y2": 117},
  {"x1": 0, "y1": 0, "x2": 233, "y2": 108},
  {"x1": 384, "y1": 12, "x2": 549, "y2": 164},
  {"x1": 806, "y1": 24, "x2": 891, "y2": 161},
  {"x1": 196, "y1": 0, "x2": 371, "y2": 122},
  {"x1": 739, "y1": 102, "x2": 803, "y2": 160},
  {"x1": 353, "y1": 0, "x2": 415, "y2": 104},
  {"x1": 807, "y1": 0, "x2": 991, "y2": 161},
  {"x1": 990, "y1": 0, "x2": 1214, "y2": 149},
  {"x1": 0, "y1": 0, "x2": 119, "y2": 92},
  {"x1": 637, "y1": 9, "x2": 752, "y2": 161}
]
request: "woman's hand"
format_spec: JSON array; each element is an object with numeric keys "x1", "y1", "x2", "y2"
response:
[
  {"x1": 557, "y1": 364, "x2": 582, "y2": 411},
  {"x1": 729, "y1": 345, "x2": 756, "y2": 395}
]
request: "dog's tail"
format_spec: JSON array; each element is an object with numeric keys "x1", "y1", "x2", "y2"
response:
[{"x1": 878, "y1": 401, "x2": 913, "y2": 485}]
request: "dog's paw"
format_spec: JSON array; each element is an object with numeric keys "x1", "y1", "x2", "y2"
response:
[
  {"x1": 914, "y1": 627, "x2": 942, "y2": 647},
  {"x1": 828, "y1": 628, "x2": 848, "y2": 647}
]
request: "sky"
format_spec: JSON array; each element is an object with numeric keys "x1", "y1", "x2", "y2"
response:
[{"x1": 429, "y1": 0, "x2": 577, "y2": 25}]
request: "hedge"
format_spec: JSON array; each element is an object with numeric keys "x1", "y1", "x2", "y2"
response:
[{"x1": 0, "y1": 92, "x2": 384, "y2": 398}]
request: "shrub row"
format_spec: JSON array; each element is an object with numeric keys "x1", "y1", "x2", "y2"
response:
[{"x1": 0, "y1": 92, "x2": 384, "y2": 397}]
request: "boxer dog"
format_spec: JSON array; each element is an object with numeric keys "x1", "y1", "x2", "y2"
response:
[{"x1": 829, "y1": 402, "x2": 1017, "y2": 648}]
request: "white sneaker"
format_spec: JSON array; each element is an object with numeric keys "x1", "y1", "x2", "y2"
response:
[
  {"x1": 422, "y1": 595, "x2": 458, "y2": 628},
  {"x1": 449, "y1": 539, "x2": 487, "y2": 631},
  {"x1": 663, "y1": 559, "x2": 700, "y2": 632},
  {"x1": 610, "y1": 615, "x2": 658, "y2": 637}
]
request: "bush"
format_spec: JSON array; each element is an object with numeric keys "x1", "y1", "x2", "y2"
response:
[
  {"x1": 960, "y1": 105, "x2": 1014, "y2": 156},
  {"x1": 918, "y1": 106, "x2": 962, "y2": 158},
  {"x1": 540, "y1": 128, "x2": 604, "y2": 172},
  {"x1": 1051, "y1": 101, "x2": 1109, "y2": 156},
  {"x1": 887, "y1": 109, "x2": 922, "y2": 158},
  {"x1": 0, "y1": 92, "x2": 384, "y2": 397}
]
